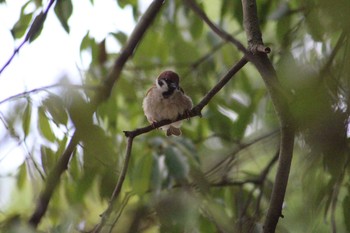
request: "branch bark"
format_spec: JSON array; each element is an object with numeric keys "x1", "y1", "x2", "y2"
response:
[
  {"x1": 240, "y1": 0, "x2": 295, "y2": 232},
  {"x1": 124, "y1": 57, "x2": 248, "y2": 138},
  {"x1": 185, "y1": 0, "x2": 295, "y2": 231},
  {"x1": 100, "y1": 0, "x2": 165, "y2": 102},
  {"x1": 27, "y1": 0, "x2": 165, "y2": 228},
  {"x1": 0, "y1": 0, "x2": 55, "y2": 75},
  {"x1": 28, "y1": 133, "x2": 79, "y2": 227}
]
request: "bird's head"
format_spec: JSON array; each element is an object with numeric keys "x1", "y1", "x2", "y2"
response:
[{"x1": 156, "y1": 70, "x2": 180, "y2": 98}]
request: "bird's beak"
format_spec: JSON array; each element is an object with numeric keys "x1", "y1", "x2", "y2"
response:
[{"x1": 170, "y1": 82, "x2": 179, "y2": 90}]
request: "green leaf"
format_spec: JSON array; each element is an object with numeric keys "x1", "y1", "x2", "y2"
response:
[
  {"x1": 164, "y1": 147, "x2": 189, "y2": 181},
  {"x1": 41, "y1": 146, "x2": 56, "y2": 175},
  {"x1": 117, "y1": 0, "x2": 137, "y2": 8},
  {"x1": 189, "y1": 11, "x2": 204, "y2": 39},
  {"x1": 11, "y1": 12, "x2": 33, "y2": 39},
  {"x1": 22, "y1": 101, "x2": 31, "y2": 138},
  {"x1": 111, "y1": 31, "x2": 128, "y2": 46},
  {"x1": 17, "y1": 163, "x2": 27, "y2": 189},
  {"x1": 54, "y1": 0, "x2": 73, "y2": 33},
  {"x1": 26, "y1": 11, "x2": 47, "y2": 42},
  {"x1": 132, "y1": 153, "x2": 153, "y2": 194},
  {"x1": 42, "y1": 94, "x2": 68, "y2": 126},
  {"x1": 38, "y1": 107, "x2": 56, "y2": 142},
  {"x1": 80, "y1": 31, "x2": 91, "y2": 52}
]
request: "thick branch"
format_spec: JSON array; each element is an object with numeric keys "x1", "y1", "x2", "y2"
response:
[
  {"x1": 101, "y1": 0, "x2": 165, "y2": 101},
  {"x1": 124, "y1": 57, "x2": 248, "y2": 138},
  {"x1": 27, "y1": 0, "x2": 165, "y2": 229},
  {"x1": 28, "y1": 133, "x2": 79, "y2": 227},
  {"x1": 240, "y1": 0, "x2": 295, "y2": 232}
]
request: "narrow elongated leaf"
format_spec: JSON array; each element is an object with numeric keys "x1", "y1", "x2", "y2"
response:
[
  {"x1": 10, "y1": 1, "x2": 33, "y2": 38},
  {"x1": 41, "y1": 146, "x2": 56, "y2": 175},
  {"x1": 42, "y1": 94, "x2": 68, "y2": 126},
  {"x1": 22, "y1": 101, "x2": 31, "y2": 138},
  {"x1": 26, "y1": 11, "x2": 47, "y2": 42},
  {"x1": 132, "y1": 153, "x2": 153, "y2": 194},
  {"x1": 164, "y1": 147, "x2": 189, "y2": 181},
  {"x1": 38, "y1": 107, "x2": 56, "y2": 142},
  {"x1": 17, "y1": 163, "x2": 27, "y2": 189},
  {"x1": 54, "y1": 0, "x2": 73, "y2": 33},
  {"x1": 11, "y1": 13, "x2": 33, "y2": 39}
]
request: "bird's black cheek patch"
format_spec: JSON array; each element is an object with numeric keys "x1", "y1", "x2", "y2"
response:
[{"x1": 158, "y1": 80, "x2": 164, "y2": 86}]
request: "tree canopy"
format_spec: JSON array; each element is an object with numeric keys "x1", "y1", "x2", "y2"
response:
[{"x1": 0, "y1": 0, "x2": 350, "y2": 232}]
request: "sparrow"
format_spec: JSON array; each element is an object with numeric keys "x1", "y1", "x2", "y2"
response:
[{"x1": 142, "y1": 70, "x2": 193, "y2": 136}]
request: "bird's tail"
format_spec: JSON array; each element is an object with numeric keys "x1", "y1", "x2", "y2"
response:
[{"x1": 166, "y1": 126, "x2": 181, "y2": 136}]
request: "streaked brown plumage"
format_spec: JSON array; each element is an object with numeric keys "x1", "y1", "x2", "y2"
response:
[{"x1": 142, "y1": 71, "x2": 193, "y2": 136}]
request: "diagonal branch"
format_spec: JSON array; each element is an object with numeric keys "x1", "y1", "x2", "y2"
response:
[
  {"x1": 91, "y1": 56, "x2": 248, "y2": 232},
  {"x1": 27, "y1": 0, "x2": 165, "y2": 228},
  {"x1": 183, "y1": 0, "x2": 248, "y2": 55},
  {"x1": 28, "y1": 132, "x2": 79, "y2": 227},
  {"x1": 124, "y1": 56, "x2": 248, "y2": 138},
  {"x1": 0, "y1": 0, "x2": 55, "y2": 75},
  {"x1": 184, "y1": 0, "x2": 294, "y2": 231},
  {"x1": 0, "y1": 84, "x2": 101, "y2": 106},
  {"x1": 240, "y1": 0, "x2": 295, "y2": 232},
  {"x1": 91, "y1": 137, "x2": 134, "y2": 233},
  {"x1": 101, "y1": 0, "x2": 165, "y2": 101}
]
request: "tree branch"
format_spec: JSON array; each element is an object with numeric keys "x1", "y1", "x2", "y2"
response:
[
  {"x1": 27, "y1": 0, "x2": 165, "y2": 228},
  {"x1": 91, "y1": 137, "x2": 134, "y2": 233},
  {"x1": 28, "y1": 132, "x2": 79, "y2": 227},
  {"x1": 0, "y1": 0, "x2": 55, "y2": 75},
  {"x1": 240, "y1": 0, "x2": 295, "y2": 232},
  {"x1": 89, "y1": 57, "x2": 248, "y2": 232},
  {"x1": 0, "y1": 84, "x2": 101, "y2": 106},
  {"x1": 100, "y1": 0, "x2": 165, "y2": 102},
  {"x1": 124, "y1": 56, "x2": 248, "y2": 138},
  {"x1": 184, "y1": 0, "x2": 249, "y2": 55}
]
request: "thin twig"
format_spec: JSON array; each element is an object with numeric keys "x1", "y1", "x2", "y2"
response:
[
  {"x1": 183, "y1": 0, "x2": 249, "y2": 55},
  {"x1": 0, "y1": 0, "x2": 55, "y2": 75},
  {"x1": 27, "y1": 0, "x2": 165, "y2": 228},
  {"x1": 0, "y1": 84, "x2": 101, "y2": 106},
  {"x1": 91, "y1": 137, "x2": 134, "y2": 233}
]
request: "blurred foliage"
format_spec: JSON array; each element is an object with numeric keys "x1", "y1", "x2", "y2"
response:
[{"x1": 1, "y1": 0, "x2": 350, "y2": 232}]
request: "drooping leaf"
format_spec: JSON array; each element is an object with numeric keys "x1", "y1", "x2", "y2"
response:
[
  {"x1": 11, "y1": 13, "x2": 33, "y2": 39},
  {"x1": 131, "y1": 153, "x2": 154, "y2": 194},
  {"x1": 54, "y1": 0, "x2": 73, "y2": 33},
  {"x1": 189, "y1": 10, "x2": 204, "y2": 39},
  {"x1": 164, "y1": 147, "x2": 189, "y2": 181},
  {"x1": 26, "y1": 11, "x2": 47, "y2": 42},
  {"x1": 42, "y1": 94, "x2": 68, "y2": 126},
  {"x1": 38, "y1": 106, "x2": 56, "y2": 142},
  {"x1": 111, "y1": 31, "x2": 128, "y2": 46},
  {"x1": 16, "y1": 163, "x2": 27, "y2": 189},
  {"x1": 41, "y1": 145, "x2": 56, "y2": 175},
  {"x1": 117, "y1": 0, "x2": 137, "y2": 8},
  {"x1": 22, "y1": 100, "x2": 31, "y2": 138}
]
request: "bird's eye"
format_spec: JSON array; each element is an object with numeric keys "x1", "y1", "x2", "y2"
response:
[{"x1": 158, "y1": 80, "x2": 164, "y2": 86}]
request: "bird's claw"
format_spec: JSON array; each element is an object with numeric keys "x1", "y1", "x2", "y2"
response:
[{"x1": 183, "y1": 109, "x2": 191, "y2": 120}]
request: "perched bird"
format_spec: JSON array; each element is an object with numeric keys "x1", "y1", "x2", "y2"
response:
[{"x1": 142, "y1": 70, "x2": 193, "y2": 136}]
